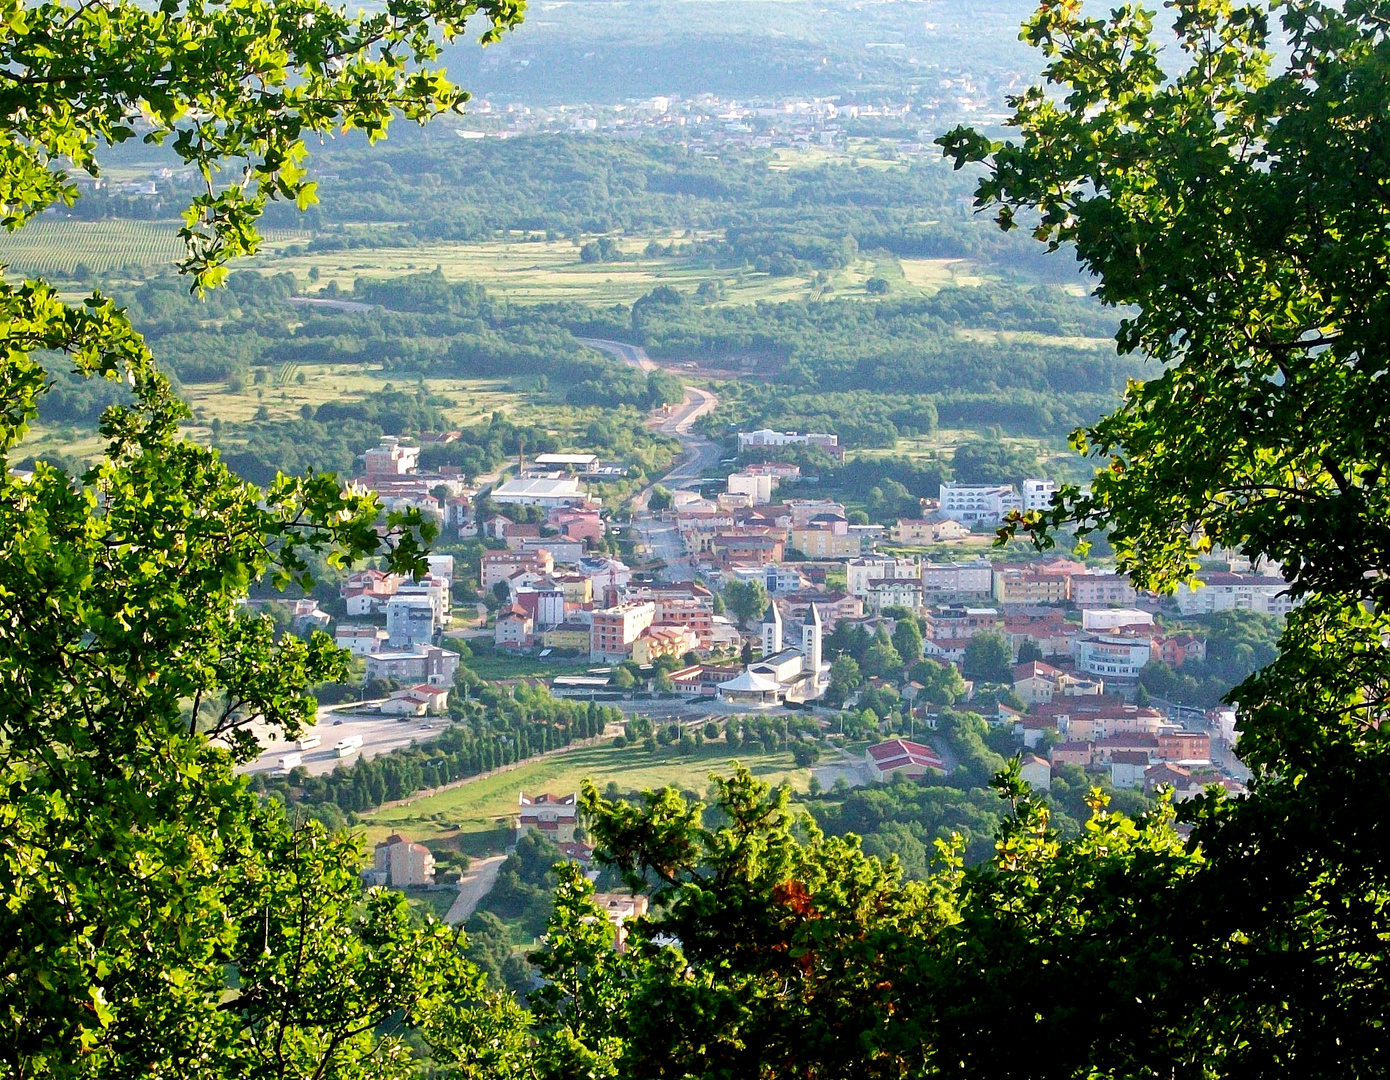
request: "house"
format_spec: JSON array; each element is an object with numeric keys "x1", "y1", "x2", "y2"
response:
[
  {"x1": 866, "y1": 577, "x2": 923, "y2": 614},
  {"x1": 364, "y1": 437, "x2": 420, "y2": 478},
  {"x1": 847, "y1": 555, "x2": 920, "y2": 598},
  {"x1": 549, "y1": 506, "x2": 605, "y2": 547},
  {"x1": 1007, "y1": 660, "x2": 1057, "y2": 705},
  {"x1": 542, "y1": 622, "x2": 591, "y2": 651},
  {"x1": 866, "y1": 738, "x2": 945, "y2": 781},
  {"x1": 1021, "y1": 478, "x2": 1058, "y2": 512},
  {"x1": 921, "y1": 559, "x2": 995, "y2": 598},
  {"x1": 789, "y1": 524, "x2": 862, "y2": 559},
  {"x1": 481, "y1": 549, "x2": 555, "y2": 590},
  {"x1": 1109, "y1": 750, "x2": 1153, "y2": 789},
  {"x1": 670, "y1": 663, "x2": 743, "y2": 696},
  {"x1": 1175, "y1": 571, "x2": 1294, "y2": 616},
  {"x1": 500, "y1": 521, "x2": 542, "y2": 549},
  {"x1": 993, "y1": 567, "x2": 1071, "y2": 605},
  {"x1": 1143, "y1": 762, "x2": 1201, "y2": 801},
  {"x1": 373, "y1": 834, "x2": 435, "y2": 886},
  {"x1": 496, "y1": 606, "x2": 534, "y2": 648},
  {"x1": 1071, "y1": 573, "x2": 1138, "y2": 606},
  {"x1": 520, "y1": 536, "x2": 585, "y2": 565},
  {"x1": 631, "y1": 625, "x2": 697, "y2": 666},
  {"x1": 381, "y1": 683, "x2": 450, "y2": 715},
  {"x1": 335, "y1": 624, "x2": 387, "y2": 657},
  {"x1": 1020, "y1": 754, "x2": 1052, "y2": 791},
  {"x1": 1049, "y1": 740, "x2": 1093, "y2": 767},
  {"x1": 1159, "y1": 730, "x2": 1211, "y2": 763},
  {"x1": 738, "y1": 429, "x2": 841, "y2": 459},
  {"x1": 1092, "y1": 733, "x2": 1160, "y2": 764},
  {"x1": 517, "y1": 792, "x2": 579, "y2": 843},
  {"x1": 1015, "y1": 713, "x2": 1059, "y2": 749},
  {"x1": 1081, "y1": 608, "x2": 1154, "y2": 632},
  {"x1": 592, "y1": 892, "x2": 651, "y2": 951},
  {"x1": 342, "y1": 568, "x2": 404, "y2": 616}
]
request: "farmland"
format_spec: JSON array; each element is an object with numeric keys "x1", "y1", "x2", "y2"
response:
[{"x1": 0, "y1": 218, "x2": 308, "y2": 277}]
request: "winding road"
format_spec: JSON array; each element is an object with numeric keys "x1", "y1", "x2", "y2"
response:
[{"x1": 578, "y1": 338, "x2": 724, "y2": 505}]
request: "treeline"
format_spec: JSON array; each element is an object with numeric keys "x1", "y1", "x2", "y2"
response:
[
  {"x1": 630, "y1": 283, "x2": 1136, "y2": 438},
  {"x1": 251, "y1": 686, "x2": 623, "y2": 815},
  {"x1": 253, "y1": 135, "x2": 1038, "y2": 271},
  {"x1": 85, "y1": 270, "x2": 681, "y2": 414}
]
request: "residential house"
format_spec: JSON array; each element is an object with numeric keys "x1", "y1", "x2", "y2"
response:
[
  {"x1": 1050, "y1": 740, "x2": 1093, "y2": 767},
  {"x1": 920, "y1": 559, "x2": 995, "y2": 598},
  {"x1": 373, "y1": 834, "x2": 435, "y2": 886},
  {"x1": 386, "y1": 595, "x2": 437, "y2": 648},
  {"x1": 496, "y1": 606, "x2": 534, "y2": 648},
  {"x1": 517, "y1": 792, "x2": 579, "y2": 843},
  {"x1": 1020, "y1": 754, "x2": 1052, "y2": 791},
  {"x1": 993, "y1": 566, "x2": 1071, "y2": 605},
  {"x1": 1109, "y1": 750, "x2": 1152, "y2": 789},
  {"x1": 1175, "y1": 571, "x2": 1294, "y2": 615},
  {"x1": 632, "y1": 625, "x2": 698, "y2": 666},
  {"x1": 481, "y1": 549, "x2": 555, "y2": 591},
  {"x1": 846, "y1": 555, "x2": 920, "y2": 599},
  {"x1": 380, "y1": 684, "x2": 450, "y2": 716},
  {"x1": 335, "y1": 624, "x2": 387, "y2": 657},
  {"x1": 1076, "y1": 634, "x2": 1152, "y2": 679},
  {"x1": 1071, "y1": 573, "x2": 1138, "y2": 607}
]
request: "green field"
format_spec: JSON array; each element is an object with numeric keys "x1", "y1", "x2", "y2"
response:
[
  {"x1": 357, "y1": 740, "x2": 813, "y2": 853},
  {"x1": 0, "y1": 218, "x2": 308, "y2": 277}
]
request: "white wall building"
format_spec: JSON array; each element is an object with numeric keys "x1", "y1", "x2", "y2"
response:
[
  {"x1": 1021, "y1": 478, "x2": 1059, "y2": 512},
  {"x1": 921, "y1": 559, "x2": 995, "y2": 596},
  {"x1": 738, "y1": 429, "x2": 839, "y2": 454},
  {"x1": 938, "y1": 483, "x2": 1023, "y2": 525},
  {"x1": 726, "y1": 471, "x2": 776, "y2": 505},
  {"x1": 1076, "y1": 635, "x2": 1152, "y2": 679},
  {"x1": 846, "y1": 555, "x2": 919, "y2": 598},
  {"x1": 1082, "y1": 608, "x2": 1154, "y2": 632},
  {"x1": 491, "y1": 476, "x2": 590, "y2": 507},
  {"x1": 1175, "y1": 572, "x2": 1294, "y2": 616},
  {"x1": 386, "y1": 594, "x2": 437, "y2": 648},
  {"x1": 866, "y1": 578, "x2": 923, "y2": 614}
]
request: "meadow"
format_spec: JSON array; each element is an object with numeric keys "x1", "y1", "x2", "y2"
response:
[{"x1": 356, "y1": 739, "x2": 813, "y2": 854}]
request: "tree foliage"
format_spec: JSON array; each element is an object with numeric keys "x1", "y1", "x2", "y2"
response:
[{"x1": 0, "y1": 0, "x2": 522, "y2": 1071}]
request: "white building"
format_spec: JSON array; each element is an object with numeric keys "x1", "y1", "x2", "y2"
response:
[
  {"x1": 335, "y1": 624, "x2": 387, "y2": 656},
  {"x1": 726, "y1": 471, "x2": 777, "y2": 505},
  {"x1": 386, "y1": 595, "x2": 437, "y2": 647},
  {"x1": 921, "y1": 559, "x2": 995, "y2": 596},
  {"x1": 938, "y1": 483, "x2": 1023, "y2": 525},
  {"x1": 363, "y1": 436, "x2": 420, "y2": 478},
  {"x1": 1081, "y1": 608, "x2": 1154, "y2": 632},
  {"x1": 866, "y1": 578, "x2": 923, "y2": 614},
  {"x1": 1076, "y1": 635, "x2": 1152, "y2": 679},
  {"x1": 519, "y1": 536, "x2": 586, "y2": 565},
  {"x1": 737, "y1": 429, "x2": 839, "y2": 454},
  {"x1": 1021, "y1": 478, "x2": 1059, "y2": 513},
  {"x1": 491, "y1": 476, "x2": 590, "y2": 507},
  {"x1": 1175, "y1": 572, "x2": 1294, "y2": 616},
  {"x1": 846, "y1": 555, "x2": 919, "y2": 599}
]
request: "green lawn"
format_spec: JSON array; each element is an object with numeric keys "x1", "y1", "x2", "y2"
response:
[{"x1": 358, "y1": 740, "x2": 813, "y2": 853}]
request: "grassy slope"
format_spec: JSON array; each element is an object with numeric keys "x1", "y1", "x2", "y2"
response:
[{"x1": 357, "y1": 739, "x2": 812, "y2": 854}]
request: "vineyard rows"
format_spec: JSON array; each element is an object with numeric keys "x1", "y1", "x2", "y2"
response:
[{"x1": 0, "y1": 219, "x2": 308, "y2": 277}]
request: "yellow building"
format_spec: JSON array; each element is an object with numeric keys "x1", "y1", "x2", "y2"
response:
[
  {"x1": 542, "y1": 624, "x2": 591, "y2": 650},
  {"x1": 631, "y1": 625, "x2": 697, "y2": 666}
]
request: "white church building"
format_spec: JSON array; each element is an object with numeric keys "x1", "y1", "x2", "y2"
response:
[{"x1": 717, "y1": 602, "x2": 828, "y2": 707}]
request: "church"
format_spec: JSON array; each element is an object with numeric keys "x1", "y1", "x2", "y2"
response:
[{"x1": 717, "y1": 602, "x2": 828, "y2": 707}]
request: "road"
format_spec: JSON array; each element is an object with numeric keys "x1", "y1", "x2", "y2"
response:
[
  {"x1": 579, "y1": 337, "x2": 723, "y2": 501},
  {"x1": 238, "y1": 703, "x2": 445, "y2": 778},
  {"x1": 445, "y1": 854, "x2": 506, "y2": 926}
]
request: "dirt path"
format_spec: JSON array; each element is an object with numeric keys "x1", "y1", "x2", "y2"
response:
[{"x1": 445, "y1": 854, "x2": 506, "y2": 926}]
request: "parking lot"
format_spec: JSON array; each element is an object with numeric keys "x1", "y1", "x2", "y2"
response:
[{"x1": 240, "y1": 704, "x2": 444, "y2": 778}]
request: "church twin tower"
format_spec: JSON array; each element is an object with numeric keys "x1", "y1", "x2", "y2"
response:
[{"x1": 760, "y1": 600, "x2": 824, "y2": 678}]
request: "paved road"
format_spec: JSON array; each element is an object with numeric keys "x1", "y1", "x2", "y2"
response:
[
  {"x1": 579, "y1": 337, "x2": 723, "y2": 501},
  {"x1": 445, "y1": 854, "x2": 506, "y2": 926},
  {"x1": 239, "y1": 704, "x2": 444, "y2": 778}
]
